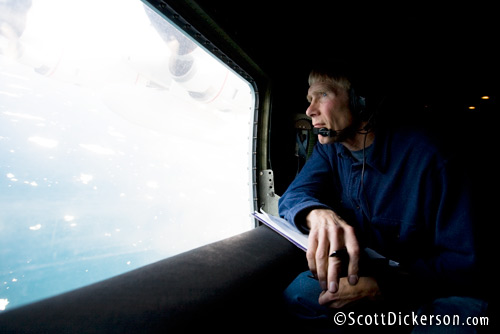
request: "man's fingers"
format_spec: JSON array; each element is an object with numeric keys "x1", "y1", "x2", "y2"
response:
[
  {"x1": 326, "y1": 221, "x2": 343, "y2": 293},
  {"x1": 347, "y1": 249, "x2": 360, "y2": 285},
  {"x1": 315, "y1": 227, "x2": 331, "y2": 290},
  {"x1": 342, "y1": 223, "x2": 360, "y2": 285},
  {"x1": 327, "y1": 214, "x2": 360, "y2": 288},
  {"x1": 327, "y1": 255, "x2": 342, "y2": 293},
  {"x1": 305, "y1": 208, "x2": 360, "y2": 293},
  {"x1": 318, "y1": 289, "x2": 337, "y2": 306},
  {"x1": 306, "y1": 228, "x2": 319, "y2": 278}
]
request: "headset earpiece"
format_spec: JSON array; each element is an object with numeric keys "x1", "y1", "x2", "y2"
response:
[{"x1": 349, "y1": 87, "x2": 368, "y2": 121}]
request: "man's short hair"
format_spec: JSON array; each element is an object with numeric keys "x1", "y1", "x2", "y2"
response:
[
  {"x1": 307, "y1": 60, "x2": 362, "y2": 95},
  {"x1": 308, "y1": 68, "x2": 352, "y2": 93}
]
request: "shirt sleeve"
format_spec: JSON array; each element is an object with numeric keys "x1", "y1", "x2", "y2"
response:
[{"x1": 278, "y1": 143, "x2": 339, "y2": 233}]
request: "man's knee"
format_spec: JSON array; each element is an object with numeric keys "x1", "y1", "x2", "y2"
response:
[{"x1": 283, "y1": 271, "x2": 331, "y2": 320}]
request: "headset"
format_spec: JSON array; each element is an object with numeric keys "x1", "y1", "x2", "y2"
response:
[{"x1": 349, "y1": 87, "x2": 368, "y2": 121}]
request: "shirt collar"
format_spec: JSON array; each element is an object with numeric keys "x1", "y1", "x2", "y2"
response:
[{"x1": 335, "y1": 129, "x2": 390, "y2": 173}]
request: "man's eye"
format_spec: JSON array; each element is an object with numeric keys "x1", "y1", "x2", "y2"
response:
[{"x1": 321, "y1": 92, "x2": 327, "y2": 97}]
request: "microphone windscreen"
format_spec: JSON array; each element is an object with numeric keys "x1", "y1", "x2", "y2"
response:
[{"x1": 313, "y1": 128, "x2": 337, "y2": 137}]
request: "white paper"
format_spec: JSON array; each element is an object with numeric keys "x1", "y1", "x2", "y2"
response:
[{"x1": 252, "y1": 210, "x2": 308, "y2": 251}]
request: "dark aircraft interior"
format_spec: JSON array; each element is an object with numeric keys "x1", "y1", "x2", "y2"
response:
[{"x1": 0, "y1": 0, "x2": 497, "y2": 332}]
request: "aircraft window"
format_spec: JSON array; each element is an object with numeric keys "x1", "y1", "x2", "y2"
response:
[{"x1": 0, "y1": 0, "x2": 254, "y2": 311}]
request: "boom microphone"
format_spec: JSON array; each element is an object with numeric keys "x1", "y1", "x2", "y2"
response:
[{"x1": 313, "y1": 127, "x2": 338, "y2": 137}]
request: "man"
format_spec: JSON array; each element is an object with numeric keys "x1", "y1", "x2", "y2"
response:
[{"x1": 278, "y1": 63, "x2": 488, "y2": 333}]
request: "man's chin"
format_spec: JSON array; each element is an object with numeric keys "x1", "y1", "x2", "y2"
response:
[{"x1": 317, "y1": 135, "x2": 336, "y2": 145}]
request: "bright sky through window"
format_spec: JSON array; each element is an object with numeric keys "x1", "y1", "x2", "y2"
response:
[{"x1": 0, "y1": 0, "x2": 254, "y2": 311}]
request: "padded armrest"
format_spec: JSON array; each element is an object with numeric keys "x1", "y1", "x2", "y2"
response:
[{"x1": 0, "y1": 225, "x2": 306, "y2": 333}]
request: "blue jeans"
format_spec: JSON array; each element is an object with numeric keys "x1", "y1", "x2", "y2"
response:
[{"x1": 283, "y1": 271, "x2": 489, "y2": 334}]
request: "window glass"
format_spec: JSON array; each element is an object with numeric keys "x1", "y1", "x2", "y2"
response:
[{"x1": 0, "y1": 0, "x2": 254, "y2": 311}]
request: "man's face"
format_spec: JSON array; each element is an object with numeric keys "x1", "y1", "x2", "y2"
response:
[{"x1": 306, "y1": 81, "x2": 352, "y2": 144}]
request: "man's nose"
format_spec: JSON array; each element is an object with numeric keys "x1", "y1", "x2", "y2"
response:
[{"x1": 306, "y1": 101, "x2": 318, "y2": 117}]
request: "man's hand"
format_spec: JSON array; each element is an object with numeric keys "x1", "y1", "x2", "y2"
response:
[
  {"x1": 306, "y1": 208, "x2": 360, "y2": 293},
  {"x1": 318, "y1": 276, "x2": 381, "y2": 308}
]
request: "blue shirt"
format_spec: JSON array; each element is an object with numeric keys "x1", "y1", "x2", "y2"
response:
[{"x1": 278, "y1": 126, "x2": 478, "y2": 296}]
